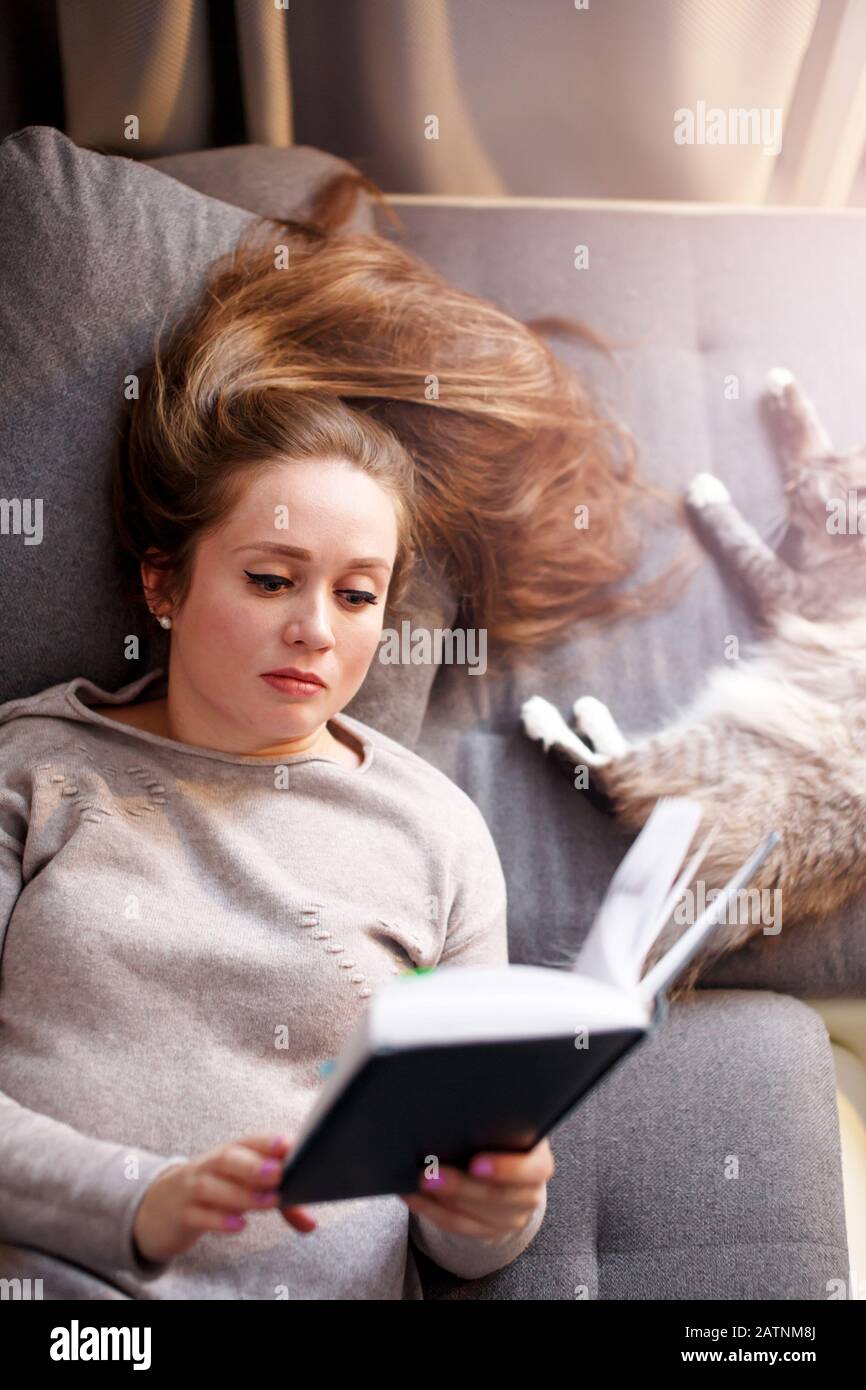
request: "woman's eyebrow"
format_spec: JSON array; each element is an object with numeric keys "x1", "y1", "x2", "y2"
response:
[{"x1": 232, "y1": 541, "x2": 392, "y2": 572}]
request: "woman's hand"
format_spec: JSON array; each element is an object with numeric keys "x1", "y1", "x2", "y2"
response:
[
  {"x1": 133, "y1": 1132, "x2": 316, "y2": 1264},
  {"x1": 399, "y1": 1136, "x2": 554, "y2": 1241}
]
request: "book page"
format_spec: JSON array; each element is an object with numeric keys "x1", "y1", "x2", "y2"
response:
[{"x1": 572, "y1": 797, "x2": 703, "y2": 991}]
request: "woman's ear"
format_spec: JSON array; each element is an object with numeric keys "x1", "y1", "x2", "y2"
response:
[{"x1": 140, "y1": 549, "x2": 173, "y2": 615}]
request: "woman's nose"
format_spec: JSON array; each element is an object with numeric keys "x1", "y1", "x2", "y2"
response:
[{"x1": 280, "y1": 592, "x2": 335, "y2": 646}]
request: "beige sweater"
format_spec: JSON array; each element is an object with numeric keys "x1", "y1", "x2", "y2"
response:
[{"x1": 0, "y1": 666, "x2": 545, "y2": 1299}]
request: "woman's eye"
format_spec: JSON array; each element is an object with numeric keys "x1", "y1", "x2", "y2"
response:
[
  {"x1": 244, "y1": 571, "x2": 290, "y2": 595},
  {"x1": 338, "y1": 590, "x2": 379, "y2": 608},
  {"x1": 243, "y1": 571, "x2": 378, "y2": 608}
]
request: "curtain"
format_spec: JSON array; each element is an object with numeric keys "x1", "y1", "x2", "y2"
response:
[
  {"x1": 2, "y1": 0, "x2": 866, "y2": 205},
  {"x1": 0, "y1": 0, "x2": 292, "y2": 158}
]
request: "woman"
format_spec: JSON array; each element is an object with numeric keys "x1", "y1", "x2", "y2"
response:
[{"x1": 0, "y1": 196, "x2": 687, "y2": 1299}]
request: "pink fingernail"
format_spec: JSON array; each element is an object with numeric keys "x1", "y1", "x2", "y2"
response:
[
  {"x1": 223, "y1": 1214, "x2": 245, "y2": 1230},
  {"x1": 471, "y1": 1158, "x2": 494, "y2": 1177},
  {"x1": 260, "y1": 1158, "x2": 280, "y2": 1176}
]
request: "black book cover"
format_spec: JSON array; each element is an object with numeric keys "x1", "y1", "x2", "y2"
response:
[{"x1": 279, "y1": 998, "x2": 666, "y2": 1205}]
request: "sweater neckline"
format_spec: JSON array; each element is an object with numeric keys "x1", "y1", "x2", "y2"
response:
[{"x1": 64, "y1": 667, "x2": 374, "y2": 773}]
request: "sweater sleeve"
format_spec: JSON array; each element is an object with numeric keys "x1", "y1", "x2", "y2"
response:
[
  {"x1": 409, "y1": 796, "x2": 547, "y2": 1279},
  {"x1": 0, "y1": 775, "x2": 189, "y2": 1283},
  {"x1": 409, "y1": 1175, "x2": 548, "y2": 1281}
]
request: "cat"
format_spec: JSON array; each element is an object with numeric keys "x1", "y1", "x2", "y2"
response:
[{"x1": 521, "y1": 368, "x2": 866, "y2": 994}]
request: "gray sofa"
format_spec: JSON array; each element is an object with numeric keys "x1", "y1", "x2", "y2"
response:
[{"x1": 2, "y1": 128, "x2": 862, "y2": 1299}]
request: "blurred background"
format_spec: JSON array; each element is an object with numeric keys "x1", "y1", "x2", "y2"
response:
[{"x1": 2, "y1": 0, "x2": 866, "y2": 205}]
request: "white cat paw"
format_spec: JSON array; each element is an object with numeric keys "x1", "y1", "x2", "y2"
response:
[
  {"x1": 521, "y1": 695, "x2": 565, "y2": 750},
  {"x1": 522, "y1": 695, "x2": 608, "y2": 766},
  {"x1": 766, "y1": 366, "x2": 796, "y2": 397},
  {"x1": 573, "y1": 696, "x2": 629, "y2": 758},
  {"x1": 687, "y1": 472, "x2": 730, "y2": 508}
]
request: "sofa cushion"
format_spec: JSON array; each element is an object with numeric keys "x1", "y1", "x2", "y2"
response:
[{"x1": 147, "y1": 143, "x2": 375, "y2": 231}]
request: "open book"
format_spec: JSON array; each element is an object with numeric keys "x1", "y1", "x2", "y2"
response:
[{"x1": 278, "y1": 798, "x2": 779, "y2": 1205}]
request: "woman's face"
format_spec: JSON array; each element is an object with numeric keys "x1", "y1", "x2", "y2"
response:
[{"x1": 142, "y1": 456, "x2": 399, "y2": 756}]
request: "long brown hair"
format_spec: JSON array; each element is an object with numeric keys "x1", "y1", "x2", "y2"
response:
[{"x1": 113, "y1": 170, "x2": 699, "y2": 662}]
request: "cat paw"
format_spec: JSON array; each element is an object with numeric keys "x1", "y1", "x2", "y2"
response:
[
  {"x1": 766, "y1": 366, "x2": 797, "y2": 397},
  {"x1": 573, "y1": 696, "x2": 629, "y2": 757},
  {"x1": 520, "y1": 696, "x2": 564, "y2": 750},
  {"x1": 764, "y1": 367, "x2": 834, "y2": 459},
  {"x1": 522, "y1": 696, "x2": 612, "y2": 767},
  {"x1": 687, "y1": 472, "x2": 730, "y2": 508}
]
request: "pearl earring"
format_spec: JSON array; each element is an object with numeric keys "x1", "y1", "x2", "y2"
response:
[{"x1": 158, "y1": 615, "x2": 173, "y2": 630}]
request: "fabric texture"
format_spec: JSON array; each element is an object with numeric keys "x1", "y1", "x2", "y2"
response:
[
  {"x1": 146, "y1": 145, "x2": 362, "y2": 224},
  {"x1": 0, "y1": 666, "x2": 546, "y2": 1299}
]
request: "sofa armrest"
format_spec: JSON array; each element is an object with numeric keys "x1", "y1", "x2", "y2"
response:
[{"x1": 803, "y1": 997, "x2": 866, "y2": 1298}]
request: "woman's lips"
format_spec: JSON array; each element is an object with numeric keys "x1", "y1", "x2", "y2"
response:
[{"x1": 260, "y1": 674, "x2": 324, "y2": 697}]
